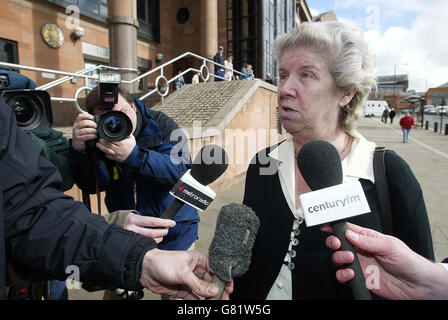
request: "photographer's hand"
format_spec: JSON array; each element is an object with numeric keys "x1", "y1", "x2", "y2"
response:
[
  {"x1": 96, "y1": 135, "x2": 136, "y2": 163},
  {"x1": 72, "y1": 113, "x2": 98, "y2": 152}
]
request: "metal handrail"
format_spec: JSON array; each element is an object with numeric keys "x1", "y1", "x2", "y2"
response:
[
  {"x1": 37, "y1": 65, "x2": 138, "y2": 91},
  {"x1": 0, "y1": 51, "x2": 248, "y2": 108}
]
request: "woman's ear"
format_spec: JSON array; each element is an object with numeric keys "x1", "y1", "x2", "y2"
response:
[{"x1": 339, "y1": 90, "x2": 356, "y2": 108}]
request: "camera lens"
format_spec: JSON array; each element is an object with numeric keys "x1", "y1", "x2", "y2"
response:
[
  {"x1": 97, "y1": 110, "x2": 132, "y2": 142},
  {"x1": 8, "y1": 95, "x2": 40, "y2": 128},
  {"x1": 105, "y1": 116, "x2": 123, "y2": 134},
  {"x1": 1, "y1": 90, "x2": 52, "y2": 132}
]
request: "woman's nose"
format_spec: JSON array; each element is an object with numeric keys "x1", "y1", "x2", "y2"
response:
[{"x1": 278, "y1": 78, "x2": 296, "y2": 99}]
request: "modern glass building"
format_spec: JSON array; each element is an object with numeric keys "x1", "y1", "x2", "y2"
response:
[{"x1": 226, "y1": 0, "x2": 312, "y2": 82}]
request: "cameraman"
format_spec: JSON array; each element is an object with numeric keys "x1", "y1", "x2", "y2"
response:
[
  {"x1": 0, "y1": 99, "x2": 232, "y2": 300},
  {"x1": 68, "y1": 88, "x2": 199, "y2": 250}
]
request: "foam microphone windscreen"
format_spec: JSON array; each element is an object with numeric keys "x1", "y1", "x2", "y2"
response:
[
  {"x1": 208, "y1": 203, "x2": 260, "y2": 282},
  {"x1": 191, "y1": 144, "x2": 229, "y2": 186},
  {"x1": 297, "y1": 140, "x2": 343, "y2": 190}
]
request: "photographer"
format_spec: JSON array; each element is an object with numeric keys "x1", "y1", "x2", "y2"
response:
[
  {"x1": 68, "y1": 87, "x2": 199, "y2": 254},
  {"x1": 0, "y1": 99, "x2": 232, "y2": 300}
]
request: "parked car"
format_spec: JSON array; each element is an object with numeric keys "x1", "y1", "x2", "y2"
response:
[
  {"x1": 401, "y1": 108, "x2": 412, "y2": 114},
  {"x1": 436, "y1": 106, "x2": 447, "y2": 115},
  {"x1": 423, "y1": 105, "x2": 436, "y2": 114}
]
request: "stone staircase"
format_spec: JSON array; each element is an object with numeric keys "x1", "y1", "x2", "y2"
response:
[{"x1": 149, "y1": 80, "x2": 252, "y2": 128}]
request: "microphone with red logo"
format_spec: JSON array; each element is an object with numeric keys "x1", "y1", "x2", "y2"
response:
[
  {"x1": 297, "y1": 140, "x2": 372, "y2": 300},
  {"x1": 160, "y1": 144, "x2": 228, "y2": 220}
]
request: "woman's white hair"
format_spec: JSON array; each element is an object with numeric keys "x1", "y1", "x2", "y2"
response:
[{"x1": 273, "y1": 21, "x2": 377, "y2": 131}]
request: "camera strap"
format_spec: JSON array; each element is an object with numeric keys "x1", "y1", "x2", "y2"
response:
[
  {"x1": 84, "y1": 140, "x2": 102, "y2": 215},
  {"x1": 91, "y1": 150, "x2": 102, "y2": 215},
  {"x1": 133, "y1": 179, "x2": 137, "y2": 210}
]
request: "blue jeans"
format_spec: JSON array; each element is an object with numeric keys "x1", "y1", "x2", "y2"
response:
[
  {"x1": 50, "y1": 280, "x2": 68, "y2": 300},
  {"x1": 402, "y1": 128, "x2": 410, "y2": 142},
  {"x1": 214, "y1": 70, "x2": 225, "y2": 81}
]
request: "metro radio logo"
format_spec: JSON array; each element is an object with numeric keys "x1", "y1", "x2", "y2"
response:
[{"x1": 170, "y1": 180, "x2": 213, "y2": 211}]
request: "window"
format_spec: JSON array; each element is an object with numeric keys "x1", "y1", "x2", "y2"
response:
[
  {"x1": 84, "y1": 60, "x2": 102, "y2": 88},
  {"x1": 264, "y1": 0, "x2": 276, "y2": 80},
  {"x1": 48, "y1": 0, "x2": 160, "y2": 42},
  {"x1": 47, "y1": 0, "x2": 108, "y2": 22},
  {"x1": 262, "y1": 0, "x2": 295, "y2": 83},
  {"x1": 288, "y1": 0, "x2": 296, "y2": 31},
  {"x1": 227, "y1": 0, "x2": 259, "y2": 77},
  {"x1": 137, "y1": 0, "x2": 160, "y2": 42},
  {"x1": 441, "y1": 93, "x2": 447, "y2": 105},
  {"x1": 0, "y1": 38, "x2": 18, "y2": 64}
]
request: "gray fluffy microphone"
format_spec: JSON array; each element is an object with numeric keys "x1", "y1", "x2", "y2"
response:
[{"x1": 207, "y1": 203, "x2": 260, "y2": 300}]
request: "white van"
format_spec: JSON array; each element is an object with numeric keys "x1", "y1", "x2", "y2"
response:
[
  {"x1": 423, "y1": 105, "x2": 436, "y2": 114},
  {"x1": 436, "y1": 106, "x2": 447, "y2": 115},
  {"x1": 364, "y1": 100, "x2": 388, "y2": 117}
]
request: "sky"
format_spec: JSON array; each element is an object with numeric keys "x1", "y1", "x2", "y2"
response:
[{"x1": 307, "y1": 0, "x2": 448, "y2": 92}]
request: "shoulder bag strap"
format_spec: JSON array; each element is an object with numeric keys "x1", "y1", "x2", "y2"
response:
[{"x1": 373, "y1": 147, "x2": 394, "y2": 235}]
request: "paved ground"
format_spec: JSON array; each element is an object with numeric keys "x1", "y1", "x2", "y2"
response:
[
  {"x1": 67, "y1": 115, "x2": 448, "y2": 299},
  {"x1": 357, "y1": 116, "x2": 448, "y2": 263}
]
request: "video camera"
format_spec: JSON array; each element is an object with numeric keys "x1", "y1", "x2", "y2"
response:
[
  {"x1": 92, "y1": 71, "x2": 132, "y2": 142},
  {"x1": 0, "y1": 69, "x2": 53, "y2": 132},
  {"x1": 0, "y1": 68, "x2": 132, "y2": 142}
]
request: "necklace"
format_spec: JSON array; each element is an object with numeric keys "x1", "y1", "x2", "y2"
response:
[{"x1": 339, "y1": 136, "x2": 353, "y2": 160}]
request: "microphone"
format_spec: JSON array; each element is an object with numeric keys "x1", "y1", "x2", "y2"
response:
[
  {"x1": 297, "y1": 140, "x2": 372, "y2": 300},
  {"x1": 160, "y1": 144, "x2": 228, "y2": 219},
  {"x1": 207, "y1": 203, "x2": 260, "y2": 300}
]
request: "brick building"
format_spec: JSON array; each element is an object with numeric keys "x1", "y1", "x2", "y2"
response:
[
  {"x1": 370, "y1": 74, "x2": 410, "y2": 109},
  {"x1": 0, "y1": 0, "x2": 313, "y2": 125},
  {"x1": 426, "y1": 82, "x2": 448, "y2": 106}
]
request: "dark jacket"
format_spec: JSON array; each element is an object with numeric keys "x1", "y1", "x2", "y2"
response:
[
  {"x1": 231, "y1": 144, "x2": 434, "y2": 300},
  {"x1": 0, "y1": 100, "x2": 156, "y2": 299},
  {"x1": 213, "y1": 53, "x2": 224, "y2": 73},
  {"x1": 68, "y1": 98, "x2": 199, "y2": 250}
]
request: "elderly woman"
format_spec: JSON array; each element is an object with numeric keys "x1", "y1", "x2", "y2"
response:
[{"x1": 230, "y1": 21, "x2": 434, "y2": 300}]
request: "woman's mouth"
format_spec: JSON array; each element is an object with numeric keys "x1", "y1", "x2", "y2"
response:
[{"x1": 281, "y1": 106, "x2": 296, "y2": 112}]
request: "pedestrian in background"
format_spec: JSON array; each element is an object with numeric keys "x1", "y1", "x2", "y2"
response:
[
  {"x1": 264, "y1": 73, "x2": 274, "y2": 84},
  {"x1": 241, "y1": 63, "x2": 254, "y2": 80},
  {"x1": 382, "y1": 108, "x2": 389, "y2": 123},
  {"x1": 175, "y1": 69, "x2": 185, "y2": 90},
  {"x1": 240, "y1": 63, "x2": 250, "y2": 80},
  {"x1": 213, "y1": 45, "x2": 225, "y2": 81},
  {"x1": 224, "y1": 55, "x2": 233, "y2": 80},
  {"x1": 389, "y1": 108, "x2": 396, "y2": 124},
  {"x1": 399, "y1": 112, "x2": 415, "y2": 143},
  {"x1": 192, "y1": 71, "x2": 200, "y2": 84}
]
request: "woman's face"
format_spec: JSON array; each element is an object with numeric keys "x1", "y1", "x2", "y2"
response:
[{"x1": 277, "y1": 47, "x2": 351, "y2": 140}]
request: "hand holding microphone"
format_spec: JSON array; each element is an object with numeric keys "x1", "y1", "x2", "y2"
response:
[
  {"x1": 297, "y1": 140, "x2": 372, "y2": 300},
  {"x1": 323, "y1": 223, "x2": 448, "y2": 300}
]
